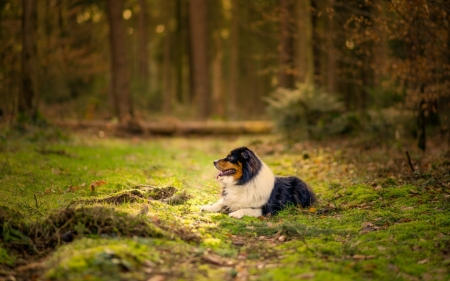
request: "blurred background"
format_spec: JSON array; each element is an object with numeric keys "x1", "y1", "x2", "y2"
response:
[{"x1": 0, "y1": 0, "x2": 449, "y2": 145}]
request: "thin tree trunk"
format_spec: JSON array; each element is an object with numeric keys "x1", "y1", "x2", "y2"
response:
[
  {"x1": 163, "y1": 31, "x2": 172, "y2": 114},
  {"x1": 311, "y1": 0, "x2": 322, "y2": 87},
  {"x1": 296, "y1": 0, "x2": 313, "y2": 84},
  {"x1": 19, "y1": 0, "x2": 38, "y2": 121},
  {"x1": 212, "y1": 33, "x2": 225, "y2": 118},
  {"x1": 229, "y1": 0, "x2": 239, "y2": 118},
  {"x1": 326, "y1": 0, "x2": 336, "y2": 94},
  {"x1": 137, "y1": 0, "x2": 149, "y2": 93},
  {"x1": 278, "y1": 0, "x2": 295, "y2": 89},
  {"x1": 189, "y1": 0, "x2": 210, "y2": 119},
  {"x1": 106, "y1": 0, "x2": 133, "y2": 124},
  {"x1": 175, "y1": 0, "x2": 183, "y2": 104}
]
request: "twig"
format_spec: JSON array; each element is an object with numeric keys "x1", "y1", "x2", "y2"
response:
[
  {"x1": 33, "y1": 194, "x2": 41, "y2": 209},
  {"x1": 406, "y1": 151, "x2": 415, "y2": 173}
]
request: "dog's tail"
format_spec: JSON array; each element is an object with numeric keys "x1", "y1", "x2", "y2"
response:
[{"x1": 292, "y1": 177, "x2": 316, "y2": 207}]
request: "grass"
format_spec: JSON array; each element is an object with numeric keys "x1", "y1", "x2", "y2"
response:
[{"x1": 0, "y1": 126, "x2": 449, "y2": 280}]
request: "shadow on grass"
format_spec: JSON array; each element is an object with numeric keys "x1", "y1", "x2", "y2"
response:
[{"x1": 216, "y1": 216, "x2": 350, "y2": 239}]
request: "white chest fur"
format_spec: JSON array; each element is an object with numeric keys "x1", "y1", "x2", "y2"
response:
[{"x1": 219, "y1": 162, "x2": 275, "y2": 211}]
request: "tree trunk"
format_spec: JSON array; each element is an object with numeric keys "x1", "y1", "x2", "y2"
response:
[
  {"x1": 212, "y1": 33, "x2": 225, "y2": 118},
  {"x1": 189, "y1": 0, "x2": 210, "y2": 120},
  {"x1": 326, "y1": 0, "x2": 336, "y2": 94},
  {"x1": 163, "y1": 30, "x2": 173, "y2": 114},
  {"x1": 137, "y1": 0, "x2": 149, "y2": 93},
  {"x1": 310, "y1": 0, "x2": 322, "y2": 87},
  {"x1": 296, "y1": 0, "x2": 313, "y2": 84},
  {"x1": 278, "y1": 0, "x2": 295, "y2": 89},
  {"x1": 175, "y1": 0, "x2": 184, "y2": 104},
  {"x1": 106, "y1": 0, "x2": 133, "y2": 124},
  {"x1": 229, "y1": 0, "x2": 239, "y2": 118},
  {"x1": 19, "y1": 0, "x2": 38, "y2": 121}
]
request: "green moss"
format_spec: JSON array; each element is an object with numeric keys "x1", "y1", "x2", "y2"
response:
[
  {"x1": 1, "y1": 132, "x2": 449, "y2": 280},
  {"x1": 44, "y1": 238, "x2": 161, "y2": 281}
]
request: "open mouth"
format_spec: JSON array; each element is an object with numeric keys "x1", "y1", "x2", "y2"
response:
[{"x1": 217, "y1": 169, "x2": 236, "y2": 178}]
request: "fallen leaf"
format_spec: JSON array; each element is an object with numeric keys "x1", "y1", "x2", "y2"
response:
[
  {"x1": 297, "y1": 272, "x2": 315, "y2": 279},
  {"x1": 90, "y1": 180, "x2": 107, "y2": 191},
  {"x1": 202, "y1": 253, "x2": 223, "y2": 265},
  {"x1": 146, "y1": 275, "x2": 165, "y2": 281},
  {"x1": 361, "y1": 222, "x2": 374, "y2": 228},
  {"x1": 309, "y1": 207, "x2": 316, "y2": 213},
  {"x1": 352, "y1": 255, "x2": 375, "y2": 260},
  {"x1": 278, "y1": 235, "x2": 286, "y2": 242},
  {"x1": 360, "y1": 222, "x2": 380, "y2": 234},
  {"x1": 417, "y1": 259, "x2": 428, "y2": 264},
  {"x1": 68, "y1": 185, "x2": 81, "y2": 192}
]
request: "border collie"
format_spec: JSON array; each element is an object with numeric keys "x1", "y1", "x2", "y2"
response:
[{"x1": 201, "y1": 147, "x2": 316, "y2": 218}]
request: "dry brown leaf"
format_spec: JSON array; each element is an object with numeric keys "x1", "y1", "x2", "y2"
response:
[
  {"x1": 352, "y1": 255, "x2": 375, "y2": 260},
  {"x1": 297, "y1": 272, "x2": 315, "y2": 279},
  {"x1": 67, "y1": 185, "x2": 81, "y2": 192},
  {"x1": 146, "y1": 275, "x2": 165, "y2": 281},
  {"x1": 417, "y1": 259, "x2": 429, "y2": 264},
  {"x1": 90, "y1": 180, "x2": 108, "y2": 191}
]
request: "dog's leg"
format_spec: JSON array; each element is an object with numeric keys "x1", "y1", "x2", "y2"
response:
[
  {"x1": 229, "y1": 208, "x2": 262, "y2": 219},
  {"x1": 201, "y1": 198, "x2": 224, "y2": 213}
]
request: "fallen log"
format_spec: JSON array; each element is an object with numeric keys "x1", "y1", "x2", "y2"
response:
[{"x1": 52, "y1": 120, "x2": 273, "y2": 135}]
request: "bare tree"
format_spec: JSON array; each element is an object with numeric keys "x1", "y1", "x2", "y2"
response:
[
  {"x1": 228, "y1": 0, "x2": 239, "y2": 118},
  {"x1": 106, "y1": 0, "x2": 134, "y2": 124},
  {"x1": 189, "y1": 0, "x2": 210, "y2": 119},
  {"x1": 137, "y1": 0, "x2": 149, "y2": 92},
  {"x1": 278, "y1": 0, "x2": 295, "y2": 89},
  {"x1": 19, "y1": 0, "x2": 38, "y2": 121}
]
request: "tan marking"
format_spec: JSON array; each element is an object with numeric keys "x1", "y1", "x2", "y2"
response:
[
  {"x1": 233, "y1": 161, "x2": 243, "y2": 181},
  {"x1": 216, "y1": 159, "x2": 242, "y2": 181}
]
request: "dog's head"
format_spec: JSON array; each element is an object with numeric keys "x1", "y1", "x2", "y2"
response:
[{"x1": 214, "y1": 147, "x2": 262, "y2": 185}]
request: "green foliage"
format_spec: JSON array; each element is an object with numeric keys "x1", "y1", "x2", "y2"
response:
[
  {"x1": 266, "y1": 84, "x2": 345, "y2": 140},
  {"x1": 266, "y1": 84, "x2": 418, "y2": 141},
  {"x1": 363, "y1": 107, "x2": 416, "y2": 137},
  {"x1": 0, "y1": 246, "x2": 15, "y2": 266}
]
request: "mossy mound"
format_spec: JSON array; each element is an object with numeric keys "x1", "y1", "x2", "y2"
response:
[
  {"x1": 68, "y1": 186, "x2": 179, "y2": 206},
  {"x1": 30, "y1": 206, "x2": 168, "y2": 250},
  {"x1": 0, "y1": 205, "x2": 34, "y2": 254}
]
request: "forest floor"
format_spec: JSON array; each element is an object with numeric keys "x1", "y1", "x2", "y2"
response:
[{"x1": 0, "y1": 125, "x2": 449, "y2": 281}]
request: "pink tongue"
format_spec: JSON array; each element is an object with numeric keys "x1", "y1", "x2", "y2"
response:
[{"x1": 216, "y1": 171, "x2": 222, "y2": 179}]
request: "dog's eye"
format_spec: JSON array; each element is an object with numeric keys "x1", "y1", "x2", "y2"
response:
[{"x1": 227, "y1": 156, "x2": 234, "y2": 161}]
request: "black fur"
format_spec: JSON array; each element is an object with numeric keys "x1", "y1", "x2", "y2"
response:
[{"x1": 262, "y1": 176, "x2": 316, "y2": 216}]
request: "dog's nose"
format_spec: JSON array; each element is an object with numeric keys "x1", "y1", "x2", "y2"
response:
[{"x1": 213, "y1": 160, "x2": 219, "y2": 166}]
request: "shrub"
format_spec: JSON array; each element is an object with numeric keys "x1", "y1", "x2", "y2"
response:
[{"x1": 265, "y1": 83, "x2": 345, "y2": 139}]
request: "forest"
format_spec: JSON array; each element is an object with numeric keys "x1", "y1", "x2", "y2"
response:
[
  {"x1": 1, "y1": 0, "x2": 449, "y2": 143},
  {"x1": 0, "y1": 0, "x2": 450, "y2": 281}
]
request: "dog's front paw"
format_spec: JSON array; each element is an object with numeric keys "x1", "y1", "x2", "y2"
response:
[
  {"x1": 201, "y1": 204, "x2": 221, "y2": 213},
  {"x1": 229, "y1": 210, "x2": 244, "y2": 219}
]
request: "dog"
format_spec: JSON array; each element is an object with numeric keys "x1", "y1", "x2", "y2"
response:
[{"x1": 201, "y1": 146, "x2": 316, "y2": 218}]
